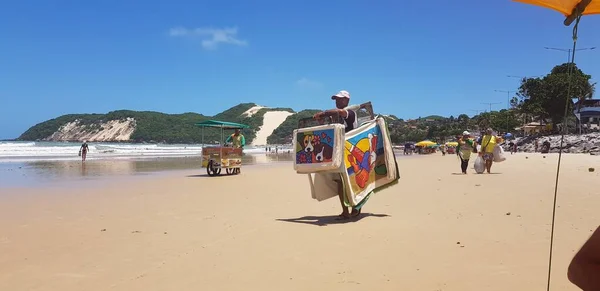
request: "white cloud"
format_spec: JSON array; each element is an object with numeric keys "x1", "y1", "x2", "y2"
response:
[
  {"x1": 169, "y1": 26, "x2": 248, "y2": 50},
  {"x1": 295, "y1": 77, "x2": 322, "y2": 89}
]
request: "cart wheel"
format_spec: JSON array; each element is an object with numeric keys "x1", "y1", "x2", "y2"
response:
[
  {"x1": 215, "y1": 168, "x2": 221, "y2": 175},
  {"x1": 226, "y1": 168, "x2": 233, "y2": 175},
  {"x1": 207, "y1": 161, "x2": 216, "y2": 176},
  {"x1": 235, "y1": 168, "x2": 240, "y2": 174}
]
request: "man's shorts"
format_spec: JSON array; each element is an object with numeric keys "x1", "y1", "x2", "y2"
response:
[{"x1": 483, "y1": 153, "x2": 494, "y2": 161}]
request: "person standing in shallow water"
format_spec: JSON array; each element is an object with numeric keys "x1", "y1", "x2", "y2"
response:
[{"x1": 79, "y1": 141, "x2": 89, "y2": 162}]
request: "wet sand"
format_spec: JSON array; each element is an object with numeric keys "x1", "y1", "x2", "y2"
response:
[
  {"x1": 0, "y1": 153, "x2": 295, "y2": 188},
  {"x1": 0, "y1": 153, "x2": 599, "y2": 290}
]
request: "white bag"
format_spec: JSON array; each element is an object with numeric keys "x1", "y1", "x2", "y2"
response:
[
  {"x1": 474, "y1": 156, "x2": 485, "y2": 174},
  {"x1": 493, "y1": 145, "x2": 506, "y2": 163}
]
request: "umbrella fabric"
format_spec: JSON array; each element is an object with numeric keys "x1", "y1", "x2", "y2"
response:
[
  {"x1": 445, "y1": 142, "x2": 458, "y2": 147},
  {"x1": 416, "y1": 140, "x2": 436, "y2": 147},
  {"x1": 513, "y1": 0, "x2": 600, "y2": 16}
]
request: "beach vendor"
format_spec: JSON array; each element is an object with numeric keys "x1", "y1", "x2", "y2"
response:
[
  {"x1": 313, "y1": 90, "x2": 364, "y2": 220},
  {"x1": 480, "y1": 128, "x2": 500, "y2": 174},
  {"x1": 457, "y1": 131, "x2": 476, "y2": 174},
  {"x1": 226, "y1": 129, "x2": 246, "y2": 148}
]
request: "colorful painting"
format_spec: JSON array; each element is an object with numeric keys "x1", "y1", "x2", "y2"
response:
[
  {"x1": 295, "y1": 128, "x2": 336, "y2": 164},
  {"x1": 344, "y1": 123, "x2": 386, "y2": 191},
  {"x1": 341, "y1": 117, "x2": 399, "y2": 206}
]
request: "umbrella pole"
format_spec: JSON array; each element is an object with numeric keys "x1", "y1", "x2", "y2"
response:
[{"x1": 546, "y1": 13, "x2": 583, "y2": 291}]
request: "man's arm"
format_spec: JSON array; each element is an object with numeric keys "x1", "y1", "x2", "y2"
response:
[
  {"x1": 313, "y1": 109, "x2": 348, "y2": 119},
  {"x1": 241, "y1": 135, "x2": 246, "y2": 147},
  {"x1": 225, "y1": 135, "x2": 232, "y2": 143},
  {"x1": 568, "y1": 226, "x2": 600, "y2": 290}
]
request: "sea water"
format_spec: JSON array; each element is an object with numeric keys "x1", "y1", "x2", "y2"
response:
[
  {"x1": 0, "y1": 141, "x2": 283, "y2": 162},
  {"x1": 0, "y1": 141, "x2": 295, "y2": 187}
]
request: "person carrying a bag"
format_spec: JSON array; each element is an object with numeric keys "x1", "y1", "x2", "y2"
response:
[
  {"x1": 457, "y1": 131, "x2": 476, "y2": 174},
  {"x1": 480, "y1": 128, "x2": 500, "y2": 174}
]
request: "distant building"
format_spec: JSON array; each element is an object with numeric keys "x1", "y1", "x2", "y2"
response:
[
  {"x1": 574, "y1": 99, "x2": 600, "y2": 131},
  {"x1": 515, "y1": 122, "x2": 552, "y2": 135}
]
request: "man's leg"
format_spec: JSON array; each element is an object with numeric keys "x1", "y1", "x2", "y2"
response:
[
  {"x1": 461, "y1": 158, "x2": 468, "y2": 173},
  {"x1": 337, "y1": 181, "x2": 350, "y2": 219},
  {"x1": 486, "y1": 159, "x2": 492, "y2": 173}
]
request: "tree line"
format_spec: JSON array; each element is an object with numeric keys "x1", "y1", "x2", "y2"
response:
[{"x1": 383, "y1": 63, "x2": 595, "y2": 143}]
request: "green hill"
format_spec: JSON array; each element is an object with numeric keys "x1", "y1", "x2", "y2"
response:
[
  {"x1": 18, "y1": 102, "x2": 523, "y2": 145},
  {"x1": 18, "y1": 104, "x2": 294, "y2": 144}
]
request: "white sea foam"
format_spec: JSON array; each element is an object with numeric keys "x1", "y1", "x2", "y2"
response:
[{"x1": 0, "y1": 141, "x2": 269, "y2": 162}]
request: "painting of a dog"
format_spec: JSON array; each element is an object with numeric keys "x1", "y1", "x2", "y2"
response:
[
  {"x1": 314, "y1": 142, "x2": 333, "y2": 162},
  {"x1": 295, "y1": 129, "x2": 336, "y2": 165}
]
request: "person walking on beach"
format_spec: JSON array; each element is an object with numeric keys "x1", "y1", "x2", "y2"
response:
[
  {"x1": 508, "y1": 141, "x2": 515, "y2": 155},
  {"x1": 457, "y1": 131, "x2": 476, "y2": 174},
  {"x1": 226, "y1": 129, "x2": 246, "y2": 148},
  {"x1": 313, "y1": 90, "x2": 362, "y2": 220},
  {"x1": 480, "y1": 128, "x2": 499, "y2": 174},
  {"x1": 568, "y1": 225, "x2": 600, "y2": 290},
  {"x1": 79, "y1": 141, "x2": 89, "y2": 162}
]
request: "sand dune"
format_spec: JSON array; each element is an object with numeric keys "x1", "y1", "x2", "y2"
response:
[
  {"x1": 242, "y1": 105, "x2": 266, "y2": 117},
  {"x1": 1, "y1": 153, "x2": 599, "y2": 290},
  {"x1": 252, "y1": 111, "x2": 293, "y2": 146},
  {"x1": 45, "y1": 118, "x2": 136, "y2": 142}
]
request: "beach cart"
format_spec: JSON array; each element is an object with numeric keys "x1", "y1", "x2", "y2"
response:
[{"x1": 195, "y1": 120, "x2": 250, "y2": 176}]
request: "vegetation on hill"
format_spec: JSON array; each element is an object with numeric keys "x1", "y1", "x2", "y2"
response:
[
  {"x1": 385, "y1": 110, "x2": 522, "y2": 144},
  {"x1": 18, "y1": 104, "x2": 294, "y2": 144}
]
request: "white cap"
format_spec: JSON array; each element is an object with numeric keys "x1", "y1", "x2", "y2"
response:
[
  {"x1": 331, "y1": 90, "x2": 350, "y2": 100},
  {"x1": 462, "y1": 131, "x2": 470, "y2": 136}
]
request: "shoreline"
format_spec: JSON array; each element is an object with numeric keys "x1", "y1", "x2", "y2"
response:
[
  {"x1": 0, "y1": 153, "x2": 296, "y2": 189},
  {"x1": 0, "y1": 151, "x2": 590, "y2": 189},
  {"x1": 0, "y1": 153, "x2": 428, "y2": 190}
]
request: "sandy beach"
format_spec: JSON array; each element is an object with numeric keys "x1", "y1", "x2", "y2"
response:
[{"x1": 1, "y1": 153, "x2": 599, "y2": 291}]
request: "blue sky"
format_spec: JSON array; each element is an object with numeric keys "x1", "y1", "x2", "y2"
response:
[{"x1": 1, "y1": 0, "x2": 599, "y2": 139}]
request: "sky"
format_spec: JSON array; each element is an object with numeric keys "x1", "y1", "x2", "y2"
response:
[{"x1": 1, "y1": 0, "x2": 599, "y2": 139}]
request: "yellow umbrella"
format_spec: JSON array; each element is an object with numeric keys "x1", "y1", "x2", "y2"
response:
[
  {"x1": 415, "y1": 140, "x2": 436, "y2": 147},
  {"x1": 513, "y1": 0, "x2": 600, "y2": 25},
  {"x1": 445, "y1": 142, "x2": 458, "y2": 147}
]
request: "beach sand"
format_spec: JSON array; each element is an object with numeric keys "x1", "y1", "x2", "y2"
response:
[{"x1": 1, "y1": 153, "x2": 599, "y2": 290}]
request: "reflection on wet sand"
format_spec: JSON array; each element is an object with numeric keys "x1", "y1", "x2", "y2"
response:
[{"x1": 0, "y1": 153, "x2": 294, "y2": 188}]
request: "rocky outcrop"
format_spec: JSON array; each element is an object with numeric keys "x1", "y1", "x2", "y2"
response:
[
  {"x1": 44, "y1": 118, "x2": 136, "y2": 142},
  {"x1": 506, "y1": 132, "x2": 600, "y2": 154}
]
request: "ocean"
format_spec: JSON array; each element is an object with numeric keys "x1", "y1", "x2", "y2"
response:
[
  {"x1": 0, "y1": 141, "x2": 296, "y2": 187},
  {"x1": 0, "y1": 141, "x2": 290, "y2": 163}
]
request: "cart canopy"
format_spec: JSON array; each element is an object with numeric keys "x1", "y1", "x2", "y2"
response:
[{"x1": 195, "y1": 120, "x2": 250, "y2": 129}]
